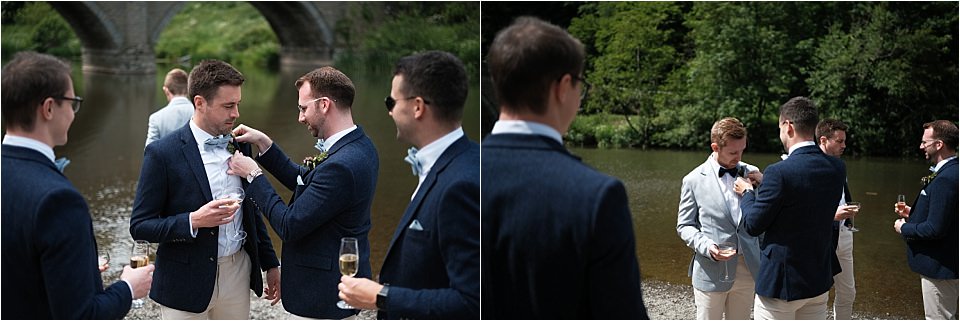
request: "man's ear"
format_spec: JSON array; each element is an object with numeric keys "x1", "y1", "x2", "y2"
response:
[
  {"x1": 39, "y1": 97, "x2": 56, "y2": 121},
  {"x1": 818, "y1": 136, "x2": 828, "y2": 146},
  {"x1": 413, "y1": 98, "x2": 426, "y2": 120},
  {"x1": 710, "y1": 142, "x2": 720, "y2": 153},
  {"x1": 193, "y1": 95, "x2": 204, "y2": 110}
]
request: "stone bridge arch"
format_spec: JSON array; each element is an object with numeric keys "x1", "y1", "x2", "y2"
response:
[{"x1": 49, "y1": 1, "x2": 344, "y2": 74}]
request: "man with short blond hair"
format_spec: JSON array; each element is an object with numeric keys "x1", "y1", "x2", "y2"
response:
[
  {"x1": 678, "y1": 117, "x2": 763, "y2": 320},
  {"x1": 145, "y1": 68, "x2": 192, "y2": 147}
]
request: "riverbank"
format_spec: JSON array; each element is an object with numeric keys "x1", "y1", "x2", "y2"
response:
[{"x1": 116, "y1": 277, "x2": 904, "y2": 319}]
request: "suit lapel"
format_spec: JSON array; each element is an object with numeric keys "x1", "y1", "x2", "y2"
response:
[
  {"x1": 382, "y1": 137, "x2": 470, "y2": 268},
  {"x1": 293, "y1": 127, "x2": 364, "y2": 201},
  {"x1": 179, "y1": 126, "x2": 214, "y2": 201},
  {"x1": 699, "y1": 158, "x2": 735, "y2": 226}
]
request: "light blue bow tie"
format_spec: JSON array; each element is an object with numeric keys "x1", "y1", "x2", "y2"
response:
[
  {"x1": 204, "y1": 135, "x2": 232, "y2": 151},
  {"x1": 930, "y1": 166, "x2": 937, "y2": 173},
  {"x1": 55, "y1": 157, "x2": 70, "y2": 173},
  {"x1": 315, "y1": 139, "x2": 327, "y2": 153},
  {"x1": 404, "y1": 147, "x2": 422, "y2": 176},
  {"x1": 780, "y1": 154, "x2": 789, "y2": 160}
]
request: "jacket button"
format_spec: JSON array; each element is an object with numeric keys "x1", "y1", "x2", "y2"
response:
[
  {"x1": 210, "y1": 257, "x2": 215, "y2": 262},
  {"x1": 210, "y1": 231, "x2": 215, "y2": 236}
]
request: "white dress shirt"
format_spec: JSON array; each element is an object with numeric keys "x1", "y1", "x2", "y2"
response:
[
  {"x1": 409, "y1": 127, "x2": 464, "y2": 199},
  {"x1": 490, "y1": 120, "x2": 563, "y2": 145},
  {"x1": 933, "y1": 156, "x2": 957, "y2": 173},
  {"x1": 189, "y1": 120, "x2": 244, "y2": 258},
  {"x1": 709, "y1": 154, "x2": 742, "y2": 225}
]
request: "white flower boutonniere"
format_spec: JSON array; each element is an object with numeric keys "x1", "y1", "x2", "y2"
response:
[{"x1": 921, "y1": 171, "x2": 938, "y2": 186}]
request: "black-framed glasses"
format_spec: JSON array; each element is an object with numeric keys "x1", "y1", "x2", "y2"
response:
[
  {"x1": 55, "y1": 96, "x2": 83, "y2": 113},
  {"x1": 297, "y1": 96, "x2": 334, "y2": 113},
  {"x1": 384, "y1": 96, "x2": 430, "y2": 112},
  {"x1": 571, "y1": 75, "x2": 591, "y2": 101}
]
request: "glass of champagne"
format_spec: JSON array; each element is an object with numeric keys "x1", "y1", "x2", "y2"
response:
[
  {"x1": 98, "y1": 249, "x2": 110, "y2": 272},
  {"x1": 718, "y1": 242, "x2": 737, "y2": 283},
  {"x1": 218, "y1": 187, "x2": 246, "y2": 242},
  {"x1": 130, "y1": 240, "x2": 151, "y2": 309},
  {"x1": 337, "y1": 237, "x2": 359, "y2": 309},
  {"x1": 896, "y1": 194, "x2": 907, "y2": 217},
  {"x1": 846, "y1": 202, "x2": 861, "y2": 232}
]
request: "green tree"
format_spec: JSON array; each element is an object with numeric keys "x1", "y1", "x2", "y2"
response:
[
  {"x1": 1, "y1": 2, "x2": 81, "y2": 60},
  {"x1": 808, "y1": 2, "x2": 958, "y2": 156},
  {"x1": 570, "y1": 2, "x2": 685, "y2": 148}
]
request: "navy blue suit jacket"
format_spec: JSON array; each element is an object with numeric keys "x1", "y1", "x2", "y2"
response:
[
  {"x1": 481, "y1": 133, "x2": 649, "y2": 319},
  {"x1": 378, "y1": 136, "x2": 480, "y2": 319},
  {"x1": 2, "y1": 145, "x2": 133, "y2": 319},
  {"x1": 900, "y1": 158, "x2": 958, "y2": 279},
  {"x1": 247, "y1": 127, "x2": 379, "y2": 319},
  {"x1": 741, "y1": 144, "x2": 846, "y2": 300},
  {"x1": 129, "y1": 124, "x2": 280, "y2": 313}
]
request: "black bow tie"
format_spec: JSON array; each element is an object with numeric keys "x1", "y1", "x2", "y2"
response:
[{"x1": 719, "y1": 166, "x2": 739, "y2": 178}]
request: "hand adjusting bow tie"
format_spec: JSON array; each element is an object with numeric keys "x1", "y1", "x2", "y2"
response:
[
  {"x1": 404, "y1": 147, "x2": 422, "y2": 177},
  {"x1": 718, "y1": 166, "x2": 739, "y2": 178},
  {"x1": 204, "y1": 135, "x2": 232, "y2": 151},
  {"x1": 55, "y1": 157, "x2": 70, "y2": 173},
  {"x1": 315, "y1": 139, "x2": 327, "y2": 153}
]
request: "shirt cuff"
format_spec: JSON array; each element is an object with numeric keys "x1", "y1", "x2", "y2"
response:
[
  {"x1": 189, "y1": 216, "x2": 198, "y2": 238},
  {"x1": 258, "y1": 144, "x2": 272, "y2": 157},
  {"x1": 121, "y1": 280, "x2": 135, "y2": 299}
]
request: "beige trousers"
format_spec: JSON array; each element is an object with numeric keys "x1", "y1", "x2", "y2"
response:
[
  {"x1": 160, "y1": 250, "x2": 252, "y2": 319},
  {"x1": 832, "y1": 228, "x2": 855, "y2": 320},
  {"x1": 921, "y1": 276, "x2": 958, "y2": 320},
  {"x1": 754, "y1": 291, "x2": 829, "y2": 320},
  {"x1": 694, "y1": 255, "x2": 756, "y2": 319}
]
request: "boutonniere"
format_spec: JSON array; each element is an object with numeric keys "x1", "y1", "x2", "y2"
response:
[
  {"x1": 226, "y1": 134, "x2": 238, "y2": 154},
  {"x1": 302, "y1": 151, "x2": 329, "y2": 172},
  {"x1": 921, "y1": 171, "x2": 938, "y2": 186}
]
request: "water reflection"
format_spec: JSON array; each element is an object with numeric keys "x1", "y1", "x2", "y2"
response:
[
  {"x1": 571, "y1": 147, "x2": 930, "y2": 319},
  {"x1": 63, "y1": 63, "x2": 480, "y2": 284}
]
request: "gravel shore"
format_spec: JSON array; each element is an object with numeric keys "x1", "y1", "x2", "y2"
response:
[{"x1": 115, "y1": 275, "x2": 899, "y2": 319}]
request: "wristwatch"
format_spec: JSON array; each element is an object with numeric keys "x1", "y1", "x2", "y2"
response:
[
  {"x1": 247, "y1": 168, "x2": 263, "y2": 183},
  {"x1": 376, "y1": 285, "x2": 389, "y2": 310}
]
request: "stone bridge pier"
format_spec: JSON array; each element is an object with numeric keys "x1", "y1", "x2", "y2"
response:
[{"x1": 49, "y1": 1, "x2": 346, "y2": 74}]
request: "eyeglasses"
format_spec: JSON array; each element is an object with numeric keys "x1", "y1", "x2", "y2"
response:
[
  {"x1": 920, "y1": 139, "x2": 941, "y2": 148},
  {"x1": 384, "y1": 96, "x2": 430, "y2": 112},
  {"x1": 571, "y1": 75, "x2": 591, "y2": 101},
  {"x1": 297, "y1": 96, "x2": 334, "y2": 113},
  {"x1": 55, "y1": 96, "x2": 83, "y2": 113}
]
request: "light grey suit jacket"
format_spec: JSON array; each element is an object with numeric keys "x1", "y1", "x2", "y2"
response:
[
  {"x1": 677, "y1": 156, "x2": 762, "y2": 292},
  {"x1": 145, "y1": 96, "x2": 193, "y2": 148}
]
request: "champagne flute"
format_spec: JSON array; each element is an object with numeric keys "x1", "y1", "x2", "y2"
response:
[
  {"x1": 130, "y1": 240, "x2": 151, "y2": 309},
  {"x1": 218, "y1": 187, "x2": 246, "y2": 242},
  {"x1": 896, "y1": 194, "x2": 907, "y2": 217},
  {"x1": 718, "y1": 242, "x2": 737, "y2": 283},
  {"x1": 98, "y1": 249, "x2": 110, "y2": 272},
  {"x1": 336, "y1": 237, "x2": 359, "y2": 309},
  {"x1": 846, "y1": 202, "x2": 861, "y2": 232}
]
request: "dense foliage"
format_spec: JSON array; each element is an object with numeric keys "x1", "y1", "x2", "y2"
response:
[
  {"x1": 335, "y1": 2, "x2": 480, "y2": 79},
  {"x1": 485, "y1": 2, "x2": 958, "y2": 157},
  {"x1": 1, "y1": 2, "x2": 81, "y2": 59}
]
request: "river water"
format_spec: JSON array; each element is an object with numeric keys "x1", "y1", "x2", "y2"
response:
[
  {"x1": 55, "y1": 62, "x2": 479, "y2": 288},
  {"x1": 572, "y1": 146, "x2": 935, "y2": 319}
]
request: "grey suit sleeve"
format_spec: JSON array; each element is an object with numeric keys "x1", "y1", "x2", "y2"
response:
[
  {"x1": 677, "y1": 176, "x2": 714, "y2": 259},
  {"x1": 145, "y1": 115, "x2": 159, "y2": 148}
]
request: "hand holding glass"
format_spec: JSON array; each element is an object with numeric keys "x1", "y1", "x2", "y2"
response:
[
  {"x1": 846, "y1": 202, "x2": 861, "y2": 232},
  {"x1": 896, "y1": 194, "x2": 907, "y2": 217},
  {"x1": 130, "y1": 240, "x2": 151, "y2": 309},
  {"x1": 337, "y1": 237, "x2": 359, "y2": 309},
  {"x1": 98, "y1": 250, "x2": 110, "y2": 272},
  {"x1": 718, "y1": 242, "x2": 737, "y2": 283}
]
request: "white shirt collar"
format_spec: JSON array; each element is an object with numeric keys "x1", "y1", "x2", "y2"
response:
[
  {"x1": 320, "y1": 125, "x2": 358, "y2": 152},
  {"x1": 787, "y1": 141, "x2": 817, "y2": 156},
  {"x1": 189, "y1": 118, "x2": 221, "y2": 147},
  {"x1": 490, "y1": 120, "x2": 562, "y2": 145},
  {"x1": 416, "y1": 127, "x2": 464, "y2": 179},
  {"x1": 934, "y1": 156, "x2": 958, "y2": 173},
  {"x1": 2, "y1": 134, "x2": 56, "y2": 163}
]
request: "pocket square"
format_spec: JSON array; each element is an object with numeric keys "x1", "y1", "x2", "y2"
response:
[
  {"x1": 297, "y1": 175, "x2": 305, "y2": 186},
  {"x1": 408, "y1": 219, "x2": 423, "y2": 231},
  {"x1": 921, "y1": 189, "x2": 927, "y2": 196}
]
